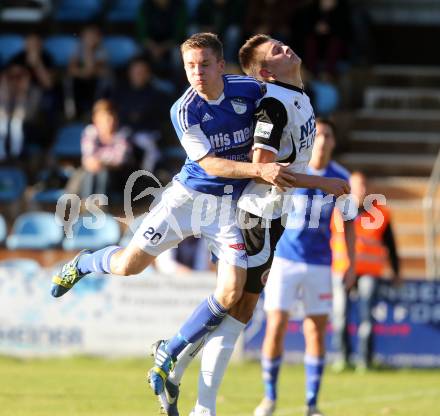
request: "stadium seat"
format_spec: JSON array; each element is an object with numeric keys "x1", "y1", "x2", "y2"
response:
[
  {"x1": 0, "y1": 34, "x2": 24, "y2": 66},
  {"x1": 119, "y1": 214, "x2": 146, "y2": 246},
  {"x1": 54, "y1": 0, "x2": 103, "y2": 22},
  {"x1": 106, "y1": 0, "x2": 142, "y2": 22},
  {"x1": 103, "y1": 36, "x2": 140, "y2": 68},
  {"x1": 52, "y1": 123, "x2": 85, "y2": 158},
  {"x1": 0, "y1": 258, "x2": 41, "y2": 275},
  {"x1": 0, "y1": 214, "x2": 6, "y2": 245},
  {"x1": 44, "y1": 35, "x2": 79, "y2": 67},
  {"x1": 32, "y1": 167, "x2": 71, "y2": 204},
  {"x1": 0, "y1": 0, "x2": 51, "y2": 23},
  {"x1": 0, "y1": 167, "x2": 26, "y2": 203},
  {"x1": 6, "y1": 212, "x2": 64, "y2": 250},
  {"x1": 62, "y1": 214, "x2": 121, "y2": 250}
]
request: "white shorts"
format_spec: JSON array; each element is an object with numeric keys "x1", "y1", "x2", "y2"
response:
[
  {"x1": 264, "y1": 257, "x2": 332, "y2": 316},
  {"x1": 132, "y1": 180, "x2": 247, "y2": 269}
]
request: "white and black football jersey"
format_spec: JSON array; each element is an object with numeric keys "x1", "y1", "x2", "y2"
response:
[{"x1": 238, "y1": 80, "x2": 316, "y2": 219}]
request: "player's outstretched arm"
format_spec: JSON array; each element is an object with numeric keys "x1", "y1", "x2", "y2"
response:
[
  {"x1": 198, "y1": 154, "x2": 296, "y2": 191},
  {"x1": 293, "y1": 173, "x2": 350, "y2": 197}
]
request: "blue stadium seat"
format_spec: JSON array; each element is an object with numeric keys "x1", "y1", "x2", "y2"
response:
[
  {"x1": 0, "y1": 258, "x2": 41, "y2": 276},
  {"x1": 52, "y1": 123, "x2": 85, "y2": 158},
  {"x1": 119, "y1": 214, "x2": 146, "y2": 246},
  {"x1": 103, "y1": 36, "x2": 139, "y2": 67},
  {"x1": 32, "y1": 167, "x2": 71, "y2": 204},
  {"x1": 44, "y1": 35, "x2": 79, "y2": 67},
  {"x1": 0, "y1": 214, "x2": 6, "y2": 244},
  {"x1": 6, "y1": 212, "x2": 64, "y2": 250},
  {"x1": 0, "y1": 167, "x2": 26, "y2": 202},
  {"x1": 0, "y1": 34, "x2": 24, "y2": 66},
  {"x1": 54, "y1": 0, "x2": 103, "y2": 22},
  {"x1": 62, "y1": 214, "x2": 121, "y2": 250},
  {"x1": 106, "y1": 0, "x2": 142, "y2": 22}
]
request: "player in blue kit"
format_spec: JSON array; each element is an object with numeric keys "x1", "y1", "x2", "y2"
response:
[
  {"x1": 254, "y1": 119, "x2": 356, "y2": 416},
  {"x1": 50, "y1": 32, "x2": 297, "y2": 392}
]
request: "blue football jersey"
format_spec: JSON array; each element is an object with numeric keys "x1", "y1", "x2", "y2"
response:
[
  {"x1": 171, "y1": 75, "x2": 265, "y2": 199},
  {"x1": 275, "y1": 161, "x2": 350, "y2": 266}
]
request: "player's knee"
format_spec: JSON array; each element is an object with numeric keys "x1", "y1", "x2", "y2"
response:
[
  {"x1": 217, "y1": 287, "x2": 243, "y2": 309},
  {"x1": 266, "y1": 321, "x2": 284, "y2": 343}
]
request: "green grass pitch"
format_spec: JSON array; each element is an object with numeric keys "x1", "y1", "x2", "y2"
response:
[{"x1": 0, "y1": 356, "x2": 438, "y2": 415}]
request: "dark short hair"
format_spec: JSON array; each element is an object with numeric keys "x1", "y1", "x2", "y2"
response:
[
  {"x1": 129, "y1": 53, "x2": 153, "y2": 69},
  {"x1": 180, "y1": 32, "x2": 223, "y2": 61},
  {"x1": 239, "y1": 34, "x2": 271, "y2": 76},
  {"x1": 316, "y1": 117, "x2": 337, "y2": 137}
]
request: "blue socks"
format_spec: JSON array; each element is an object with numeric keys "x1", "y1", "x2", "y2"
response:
[
  {"x1": 305, "y1": 354, "x2": 325, "y2": 407},
  {"x1": 261, "y1": 355, "x2": 282, "y2": 401},
  {"x1": 77, "y1": 245, "x2": 122, "y2": 275},
  {"x1": 166, "y1": 295, "x2": 227, "y2": 359}
]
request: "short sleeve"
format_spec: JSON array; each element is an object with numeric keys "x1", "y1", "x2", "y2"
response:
[
  {"x1": 181, "y1": 124, "x2": 212, "y2": 161},
  {"x1": 253, "y1": 97, "x2": 288, "y2": 154},
  {"x1": 170, "y1": 98, "x2": 212, "y2": 161}
]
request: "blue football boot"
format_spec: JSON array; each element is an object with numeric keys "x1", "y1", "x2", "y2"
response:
[{"x1": 148, "y1": 340, "x2": 175, "y2": 395}]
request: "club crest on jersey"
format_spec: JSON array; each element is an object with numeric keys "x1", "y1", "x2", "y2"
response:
[{"x1": 231, "y1": 98, "x2": 247, "y2": 114}]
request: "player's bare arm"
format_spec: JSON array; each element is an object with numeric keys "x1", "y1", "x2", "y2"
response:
[
  {"x1": 198, "y1": 154, "x2": 297, "y2": 191},
  {"x1": 252, "y1": 148, "x2": 349, "y2": 197},
  {"x1": 291, "y1": 173, "x2": 350, "y2": 197}
]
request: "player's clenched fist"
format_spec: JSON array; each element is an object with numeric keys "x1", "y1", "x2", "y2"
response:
[{"x1": 258, "y1": 162, "x2": 297, "y2": 191}]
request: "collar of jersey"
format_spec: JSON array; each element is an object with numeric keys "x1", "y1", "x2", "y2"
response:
[
  {"x1": 205, "y1": 92, "x2": 225, "y2": 105},
  {"x1": 271, "y1": 80, "x2": 303, "y2": 94}
]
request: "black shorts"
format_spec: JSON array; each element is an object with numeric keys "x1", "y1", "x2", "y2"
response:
[{"x1": 237, "y1": 209, "x2": 285, "y2": 294}]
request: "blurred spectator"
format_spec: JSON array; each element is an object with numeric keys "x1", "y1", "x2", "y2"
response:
[
  {"x1": 244, "y1": 0, "x2": 295, "y2": 44},
  {"x1": 193, "y1": 0, "x2": 245, "y2": 62},
  {"x1": 112, "y1": 55, "x2": 170, "y2": 172},
  {"x1": 0, "y1": 62, "x2": 47, "y2": 164},
  {"x1": 331, "y1": 171, "x2": 401, "y2": 371},
  {"x1": 11, "y1": 33, "x2": 54, "y2": 91},
  {"x1": 75, "y1": 99, "x2": 133, "y2": 200},
  {"x1": 302, "y1": 0, "x2": 352, "y2": 78},
  {"x1": 10, "y1": 33, "x2": 59, "y2": 127},
  {"x1": 137, "y1": 0, "x2": 188, "y2": 77},
  {"x1": 67, "y1": 25, "x2": 110, "y2": 119}
]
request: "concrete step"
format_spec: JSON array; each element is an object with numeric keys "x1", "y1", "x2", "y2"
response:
[
  {"x1": 371, "y1": 65, "x2": 440, "y2": 87},
  {"x1": 353, "y1": 109, "x2": 440, "y2": 132},
  {"x1": 400, "y1": 257, "x2": 426, "y2": 278},
  {"x1": 364, "y1": 87, "x2": 440, "y2": 110},
  {"x1": 395, "y1": 231, "x2": 440, "y2": 247},
  {"x1": 368, "y1": 177, "x2": 440, "y2": 199},
  {"x1": 336, "y1": 153, "x2": 436, "y2": 176},
  {"x1": 348, "y1": 130, "x2": 440, "y2": 154},
  {"x1": 368, "y1": 1, "x2": 440, "y2": 25},
  {"x1": 389, "y1": 205, "x2": 425, "y2": 224}
]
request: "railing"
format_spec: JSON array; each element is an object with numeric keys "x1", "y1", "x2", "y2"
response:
[{"x1": 423, "y1": 147, "x2": 440, "y2": 279}]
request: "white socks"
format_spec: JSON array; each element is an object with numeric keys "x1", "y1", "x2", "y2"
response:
[
  {"x1": 193, "y1": 315, "x2": 245, "y2": 416},
  {"x1": 168, "y1": 335, "x2": 207, "y2": 386}
]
